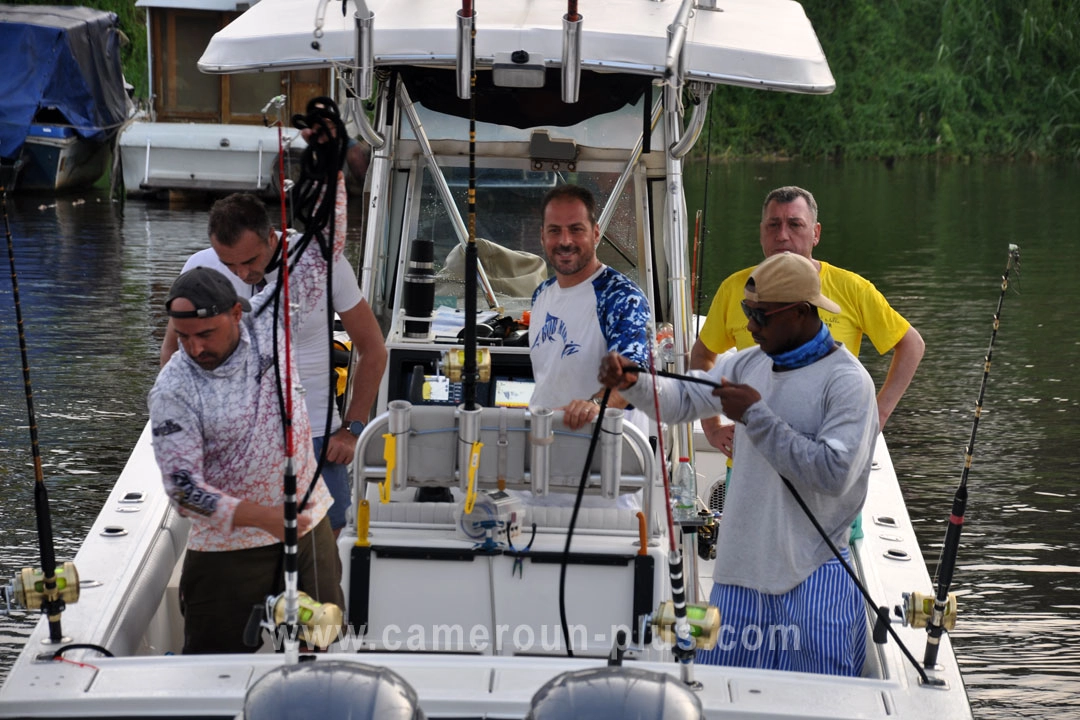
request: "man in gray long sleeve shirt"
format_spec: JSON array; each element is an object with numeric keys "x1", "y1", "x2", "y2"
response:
[{"x1": 599, "y1": 252, "x2": 878, "y2": 676}]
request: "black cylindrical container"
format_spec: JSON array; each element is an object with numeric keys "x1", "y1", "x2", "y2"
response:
[{"x1": 402, "y1": 238, "x2": 435, "y2": 339}]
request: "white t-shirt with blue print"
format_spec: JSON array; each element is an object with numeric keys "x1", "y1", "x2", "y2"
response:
[{"x1": 529, "y1": 265, "x2": 650, "y2": 410}]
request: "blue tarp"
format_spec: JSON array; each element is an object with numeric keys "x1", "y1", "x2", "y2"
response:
[{"x1": 0, "y1": 5, "x2": 129, "y2": 159}]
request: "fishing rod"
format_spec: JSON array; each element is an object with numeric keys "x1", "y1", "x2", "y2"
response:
[
  {"x1": 2, "y1": 184, "x2": 78, "y2": 642},
  {"x1": 639, "y1": 329, "x2": 700, "y2": 686},
  {"x1": 619, "y1": 360, "x2": 938, "y2": 685},
  {"x1": 445, "y1": 0, "x2": 488, "y2": 520},
  {"x1": 690, "y1": 210, "x2": 702, "y2": 322},
  {"x1": 275, "y1": 134, "x2": 302, "y2": 663},
  {"x1": 923, "y1": 243, "x2": 1021, "y2": 669},
  {"x1": 250, "y1": 98, "x2": 346, "y2": 657},
  {"x1": 694, "y1": 100, "x2": 715, "y2": 321},
  {"x1": 460, "y1": 0, "x2": 479, "y2": 411}
]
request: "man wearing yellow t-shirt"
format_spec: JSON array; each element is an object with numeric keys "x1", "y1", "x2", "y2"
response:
[{"x1": 691, "y1": 186, "x2": 924, "y2": 458}]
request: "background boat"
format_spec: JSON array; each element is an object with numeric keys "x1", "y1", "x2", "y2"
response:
[
  {"x1": 0, "y1": 4, "x2": 131, "y2": 193},
  {"x1": 117, "y1": 0, "x2": 341, "y2": 198}
]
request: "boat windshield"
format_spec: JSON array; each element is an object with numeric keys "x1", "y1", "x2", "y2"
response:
[{"x1": 413, "y1": 165, "x2": 643, "y2": 316}]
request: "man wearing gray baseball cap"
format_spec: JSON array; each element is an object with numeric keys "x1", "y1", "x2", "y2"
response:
[{"x1": 149, "y1": 179, "x2": 348, "y2": 654}]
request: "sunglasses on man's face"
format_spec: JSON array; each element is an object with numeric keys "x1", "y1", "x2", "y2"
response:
[{"x1": 741, "y1": 300, "x2": 804, "y2": 328}]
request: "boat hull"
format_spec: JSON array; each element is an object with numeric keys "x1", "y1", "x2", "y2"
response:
[
  {"x1": 17, "y1": 126, "x2": 111, "y2": 192},
  {"x1": 0, "y1": 421, "x2": 973, "y2": 719},
  {"x1": 118, "y1": 122, "x2": 306, "y2": 198}
]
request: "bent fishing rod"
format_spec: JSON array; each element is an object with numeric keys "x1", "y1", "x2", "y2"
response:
[
  {"x1": 2, "y1": 185, "x2": 76, "y2": 642},
  {"x1": 249, "y1": 97, "x2": 346, "y2": 657},
  {"x1": 923, "y1": 243, "x2": 1020, "y2": 669},
  {"x1": 617, "y1": 361, "x2": 936, "y2": 685}
]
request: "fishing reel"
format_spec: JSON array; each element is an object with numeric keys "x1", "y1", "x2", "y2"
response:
[
  {"x1": 2, "y1": 562, "x2": 80, "y2": 615},
  {"x1": 442, "y1": 347, "x2": 492, "y2": 384},
  {"x1": 244, "y1": 591, "x2": 344, "y2": 650},
  {"x1": 899, "y1": 591, "x2": 958, "y2": 631},
  {"x1": 650, "y1": 600, "x2": 721, "y2": 650},
  {"x1": 619, "y1": 600, "x2": 721, "y2": 660},
  {"x1": 695, "y1": 512, "x2": 719, "y2": 561}
]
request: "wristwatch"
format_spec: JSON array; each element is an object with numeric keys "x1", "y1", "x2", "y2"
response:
[{"x1": 345, "y1": 420, "x2": 366, "y2": 437}]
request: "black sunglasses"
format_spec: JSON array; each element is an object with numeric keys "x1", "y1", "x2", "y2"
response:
[{"x1": 741, "y1": 300, "x2": 804, "y2": 328}]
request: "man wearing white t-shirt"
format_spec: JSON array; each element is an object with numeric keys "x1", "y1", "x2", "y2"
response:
[
  {"x1": 529, "y1": 184, "x2": 650, "y2": 429},
  {"x1": 161, "y1": 193, "x2": 386, "y2": 538}
]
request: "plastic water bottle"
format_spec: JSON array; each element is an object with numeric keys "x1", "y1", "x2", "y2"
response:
[{"x1": 672, "y1": 457, "x2": 697, "y2": 521}]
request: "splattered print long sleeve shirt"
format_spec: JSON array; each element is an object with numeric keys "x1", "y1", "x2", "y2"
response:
[{"x1": 148, "y1": 175, "x2": 347, "y2": 552}]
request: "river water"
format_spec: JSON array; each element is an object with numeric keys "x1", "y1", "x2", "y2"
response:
[{"x1": 1, "y1": 160, "x2": 1078, "y2": 718}]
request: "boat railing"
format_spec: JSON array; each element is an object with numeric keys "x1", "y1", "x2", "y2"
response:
[{"x1": 350, "y1": 402, "x2": 658, "y2": 538}]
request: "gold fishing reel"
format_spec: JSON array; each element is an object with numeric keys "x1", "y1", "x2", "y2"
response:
[
  {"x1": 901, "y1": 591, "x2": 958, "y2": 631},
  {"x1": 270, "y1": 591, "x2": 344, "y2": 649},
  {"x1": 443, "y1": 347, "x2": 491, "y2": 384},
  {"x1": 11, "y1": 562, "x2": 80, "y2": 610},
  {"x1": 651, "y1": 600, "x2": 721, "y2": 650}
]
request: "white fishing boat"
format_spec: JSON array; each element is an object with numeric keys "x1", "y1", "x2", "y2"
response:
[{"x1": 0, "y1": 1, "x2": 974, "y2": 717}]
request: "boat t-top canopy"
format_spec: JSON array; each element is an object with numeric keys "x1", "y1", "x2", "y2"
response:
[{"x1": 199, "y1": 0, "x2": 834, "y2": 94}]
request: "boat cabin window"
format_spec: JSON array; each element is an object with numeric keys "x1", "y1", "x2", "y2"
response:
[
  {"x1": 410, "y1": 165, "x2": 643, "y2": 317},
  {"x1": 155, "y1": 11, "x2": 221, "y2": 118},
  {"x1": 149, "y1": 9, "x2": 329, "y2": 124}
]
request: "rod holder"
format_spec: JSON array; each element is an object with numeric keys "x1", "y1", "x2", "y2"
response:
[
  {"x1": 561, "y1": 14, "x2": 583, "y2": 104},
  {"x1": 529, "y1": 407, "x2": 554, "y2": 497},
  {"x1": 457, "y1": 404, "x2": 483, "y2": 491},
  {"x1": 387, "y1": 400, "x2": 411, "y2": 491},
  {"x1": 599, "y1": 408, "x2": 625, "y2": 499},
  {"x1": 456, "y1": 10, "x2": 474, "y2": 100},
  {"x1": 353, "y1": 7, "x2": 375, "y2": 101}
]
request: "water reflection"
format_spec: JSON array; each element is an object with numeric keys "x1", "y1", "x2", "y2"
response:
[
  {"x1": 689, "y1": 160, "x2": 1080, "y2": 720},
  {"x1": 2, "y1": 162, "x2": 1079, "y2": 720}
]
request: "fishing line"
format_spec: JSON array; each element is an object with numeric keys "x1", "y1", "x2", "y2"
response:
[
  {"x1": 558, "y1": 388, "x2": 613, "y2": 657},
  {"x1": 289, "y1": 97, "x2": 349, "y2": 516},
  {"x1": 2, "y1": 185, "x2": 68, "y2": 643},
  {"x1": 630, "y1": 360, "x2": 936, "y2": 683},
  {"x1": 776, "y1": 473, "x2": 932, "y2": 683}
]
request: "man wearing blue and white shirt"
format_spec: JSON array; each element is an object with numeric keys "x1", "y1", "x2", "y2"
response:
[{"x1": 529, "y1": 184, "x2": 650, "y2": 431}]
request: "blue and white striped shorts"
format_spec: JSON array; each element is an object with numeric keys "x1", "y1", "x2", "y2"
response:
[{"x1": 696, "y1": 551, "x2": 866, "y2": 676}]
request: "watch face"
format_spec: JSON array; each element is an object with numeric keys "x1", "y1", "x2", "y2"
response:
[{"x1": 348, "y1": 421, "x2": 366, "y2": 436}]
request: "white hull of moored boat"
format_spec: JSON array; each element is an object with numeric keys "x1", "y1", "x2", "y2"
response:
[{"x1": 118, "y1": 122, "x2": 306, "y2": 198}]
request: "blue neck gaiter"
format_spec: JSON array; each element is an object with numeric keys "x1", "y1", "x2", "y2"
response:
[{"x1": 769, "y1": 321, "x2": 836, "y2": 370}]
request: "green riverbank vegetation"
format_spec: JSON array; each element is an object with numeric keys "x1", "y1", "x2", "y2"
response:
[
  {"x1": 21, "y1": 0, "x2": 148, "y2": 107},
  {"x1": 26, "y1": 0, "x2": 1080, "y2": 161},
  {"x1": 705, "y1": 0, "x2": 1080, "y2": 160}
]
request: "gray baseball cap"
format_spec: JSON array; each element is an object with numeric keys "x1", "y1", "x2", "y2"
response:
[{"x1": 165, "y1": 266, "x2": 251, "y2": 319}]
